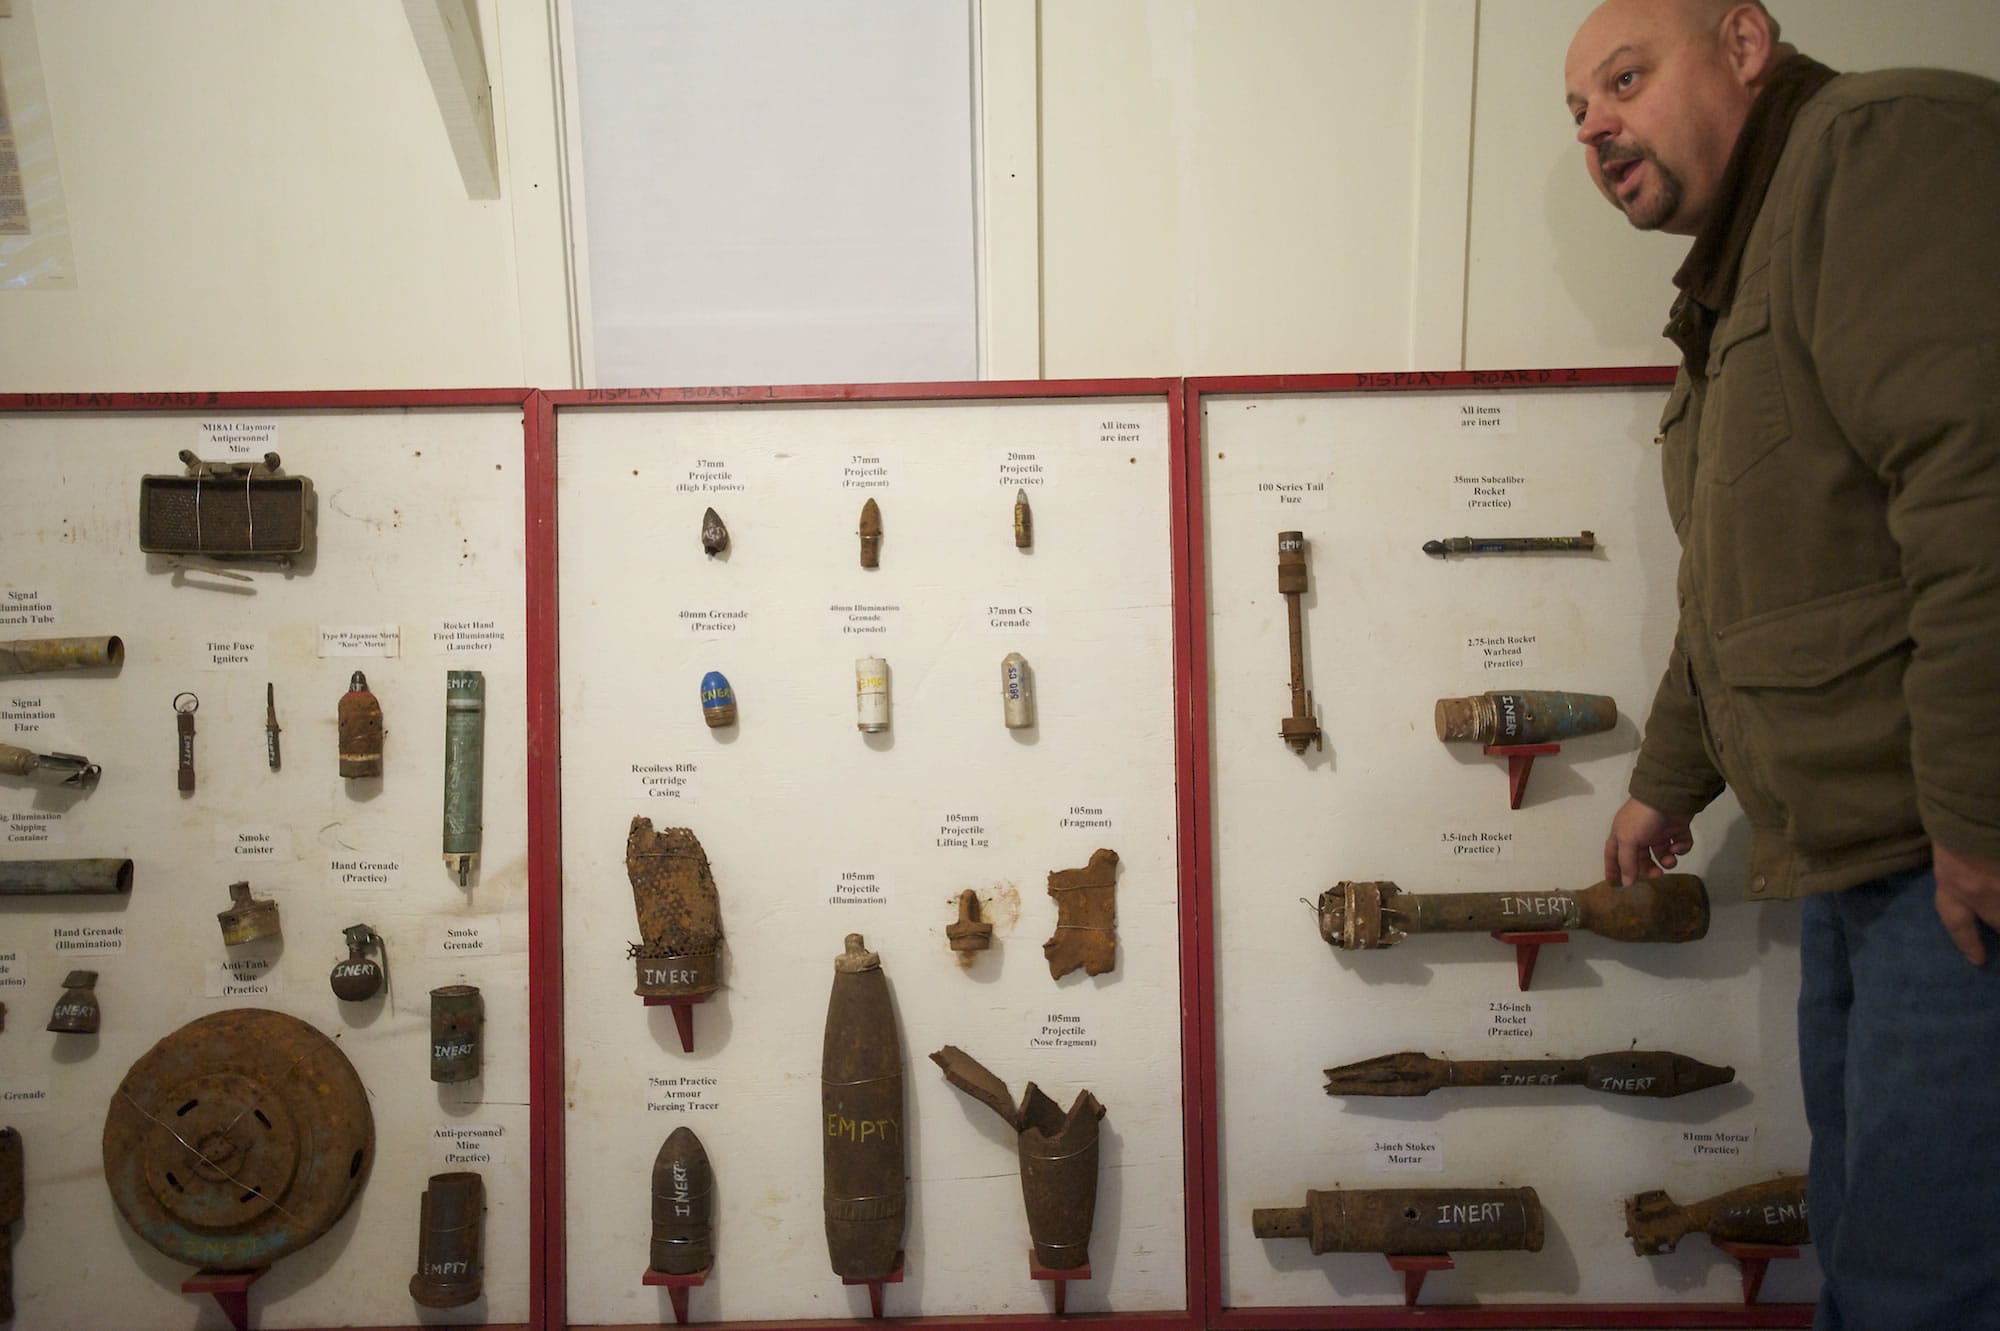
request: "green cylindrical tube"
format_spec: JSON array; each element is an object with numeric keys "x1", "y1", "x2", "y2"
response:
[
  {"x1": 442, "y1": 671, "x2": 485, "y2": 886},
  {"x1": 0, "y1": 859, "x2": 133, "y2": 896}
]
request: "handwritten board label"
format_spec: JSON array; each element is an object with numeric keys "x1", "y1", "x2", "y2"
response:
[
  {"x1": 935, "y1": 811, "x2": 992, "y2": 851},
  {"x1": 427, "y1": 915, "x2": 515, "y2": 959},
  {"x1": 1026, "y1": 1009, "x2": 1098, "y2": 1051},
  {"x1": 633, "y1": 760, "x2": 699, "y2": 804},
  {"x1": 679, "y1": 457, "x2": 746, "y2": 496},
  {"x1": 0, "y1": 588, "x2": 57, "y2": 628},
  {"x1": 1474, "y1": 998, "x2": 1545, "y2": 1042},
  {"x1": 1254, "y1": 475, "x2": 1331, "y2": 511},
  {"x1": 1454, "y1": 473, "x2": 1526, "y2": 511},
  {"x1": 1462, "y1": 632, "x2": 1541, "y2": 673},
  {"x1": 1057, "y1": 800, "x2": 1119, "y2": 834},
  {"x1": 318, "y1": 625, "x2": 401, "y2": 658},
  {"x1": 326, "y1": 854, "x2": 404, "y2": 892},
  {"x1": 205, "y1": 955, "x2": 281, "y2": 999},
  {"x1": 1368, "y1": 1135, "x2": 1445, "y2": 1173},
  {"x1": 431, "y1": 618, "x2": 509, "y2": 655},
  {"x1": 50, "y1": 922, "x2": 124, "y2": 955},
  {"x1": 1437, "y1": 829, "x2": 1516, "y2": 861},
  {"x1": 1, "y1": 811, "x2": 62, "y2": 847},
  {"x1": 0, "y1": 1076, "x2": 53, "y2": 1114},
  {"x1": 996, "y1": 448, "x2": 1050, "y2": 488},
  {"x1": 199, "y1": 635, "x2": 266, "y2": 671},
  {"x1": 1675, "y1": 1125, "x2": 1756, "y2": 1163},
  {"x1": 1450, "y1": 400, "x2": 1518, "y2": 434},
  {"x1": 199, "y1": 420, "x2": 280, "y2": 457},
  {"x1": 829, "y1": 603, "x2": 901, "y2": 637},
  {"x1": 646, "y1": 1073, "x2": 721, "y2": 1115},
  {"x1": 981, "y1": 599, "x2": 1041, "y2": 635},
  {"x1": 216, "y1": 823, "x2": 293, "y2": 864},
  {"x1": 674, "y1": 607, "x2": 753, "y2": 640},
  {"x1": 825, "y1": 867, "x2": 893, "y2": 907},
  {"x1": 431, "y1": 1122, "x2": 509, "y2": 1167},
  {"x1": 840, "y1": 452, "x2": 892, "y2": 490},
  {"x1": 2, "y1": 692, "x2": 61, "y2": 738}
]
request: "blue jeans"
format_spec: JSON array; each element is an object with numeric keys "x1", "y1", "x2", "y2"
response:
[{"x1": 1799, "y1": 865, "x2": 2000, "y2": 1330}]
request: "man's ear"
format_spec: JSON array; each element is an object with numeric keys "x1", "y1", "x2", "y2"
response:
[{"x1": 1719, "y1": 3, "x2": 1780, "y2": 87}]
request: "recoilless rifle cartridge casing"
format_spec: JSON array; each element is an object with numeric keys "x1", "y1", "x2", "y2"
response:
[
  {"x1": 0, "y1": 635, "x2": 123, "y2": 676},
  {"x1": 338, "y1": 671, "x2": 384, "y2": 778},
  {"x1": 822, "y1": 933, "x2": 906, "y2": 1281},
  {"x1": 410, "y1": 1171, "x2": 485, "y2": 1307},
  {"x1": 442, "y1": 670, "x2": 486, "y2": 885},
  {"x1": 1315, "y1": 873, "x2": 1709, "y2": 950},
  {"x1": 651, "y1": 1126, "x2": 714, "y2": 1275},
  {"x1": 1324, "y1": 1049, "x2": 1735, "y2": 1098},
  {"x1": 1254, "y1": 1186, "x2": 1545, "y2": 1256},
  {"x1": 1434, "y1": 689, "x2": 1616, "y2": 745},
  {"x1": 1625, "y1": 1175, "x2": 1810, "y2": 1256},
  {"x1": 626, "y1": 819, "x2": 724, "y2": 999}
]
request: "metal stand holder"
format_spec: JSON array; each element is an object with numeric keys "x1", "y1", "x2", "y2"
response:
[
  {"x1": 1484, "y1": 741, "x2": 1562, "y2": 808},
  {"x1": 1491, "y1": 929, "x2": 1570, "y2": 990},
  {"x1": 1029, "y1": 1253, "x2": 1092, "y2": 1314},
  {"x1": 1384, "y1": 1252, "x2": 1453, "y2": 1306},
  {"x1": 643, "y1": 991, "x2": 711, "y2": 1052},
  {"x1": 183, "y1": 1268, "x2": 262, "y2": 1331},
  {"x1": 839, "y1": 1251, "x2": 905, "y2": 1319},
  {"x1": 1716, "y1": 1240, "x2": 1803, "y2": 1305},
  {"x1": 643, "y1": 1263, "x2": 712, "y2": 1324}
]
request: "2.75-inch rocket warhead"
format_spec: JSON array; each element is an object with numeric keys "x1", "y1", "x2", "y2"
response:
[
  {"x1": 1254, "y1": 1186, "x2": 1544, "y2": 1256},
  {"x1": 1315, "y1": 873, "x2": 1709, "y2": 950},
  {"x1": 822, "y1": 933, "x2": 905, "y2": 1281}
]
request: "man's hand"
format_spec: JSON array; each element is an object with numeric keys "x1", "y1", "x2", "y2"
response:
[
  {"x1": 1604, "y1": 797, "x2": 1695, "y2": 887},
  {"x1": 1933, "y1": 841, "x2": 2000, "y2": 966}
]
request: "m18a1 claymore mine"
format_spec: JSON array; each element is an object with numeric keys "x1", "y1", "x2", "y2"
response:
[
  {"x1": 1626, "y1": 1175, "x2": 1810, "y2": 1256},
  {"x1": 1324, "y1": 1049, "x2": 1735, "y2": 1099},
  {"x1": 102, "y1": 1010, "x2": 372, "y2": 1281},
  {"x1": 822, "y1": 934, "x2": 905, "y2": 1282},
  {"x1": 1276, "y1": 531, "x2": 1322, "y2": 753},
  {"x1": 139, "y1": 451, "x2": 315, "y2": 565},
  {"x1": 626, "y1": 818, "x2": 724, "y2": 1001},
  {"x1": 1313, "y1": 873, "x2": 1709, "y2": 951},
  {"x1": 1254, "y1": 1187, "x2": 1544, "y2": 1257},
  {"x1": 931, "y1": 1046, "x2": 1106, "y2": 1271}
]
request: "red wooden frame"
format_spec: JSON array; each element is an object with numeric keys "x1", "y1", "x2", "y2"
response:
[{"x1": 1180, "y1": 367, "x2": 1808, "y2": 1331}]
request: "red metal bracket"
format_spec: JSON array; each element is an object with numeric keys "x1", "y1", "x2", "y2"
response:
[
  {"x1": 642, "y1": 991, "x2": 711, "y2": 1052},
  {"x1": 1716, "y1": 1240, "x2": 1803, "y2": 1305},
  {"x1": 1491, "y1": 930, "x2": 1569, "y2": 990},
  {"x1": 1384, "y1": 1252, "x2": 1453, "y2": 1306},
  {"x1": 840, "y1": 1250, "x2": 906, "y2": 1319},
  {"x1": 643, "y1": 1263, "x2": 712, "y2": 1324},
  {"x1": 1483, "y1": 742, "x2": 1561, "y2": 809},
  {"x1": 1029, "y1": 1254, "x2": 1093, "y2": 1315},
  {"x1": 182, "y1": 1268, "x2": 263, "y2": 1331}
]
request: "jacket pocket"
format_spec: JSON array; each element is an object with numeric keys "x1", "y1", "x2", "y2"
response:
[
  {"x1": 1655, "y1": 377, "x2": 1696, "y2": 532},
  {"x1": 1709, "y1": 578, "x2": 1918, "y2": 854},
  {"x1": 1701, "y1": 264, "x2": 1791, "y2": 484}
]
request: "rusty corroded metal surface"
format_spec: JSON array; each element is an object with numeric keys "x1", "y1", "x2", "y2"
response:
[
  {"x1": 0, "y1": 636, "x2": 124, "y2": 676},
  {"x1": 337, "y1": 671, "x2": 383, "y2": 778},
  {"x1": 1315, "y1": 874, "x2": 1709, "y2": 950},
  {"x1": 945, "y1": 889, "x2": 993, "y2": 953},
  {"x1": 410, "y1": 1171, "x2": 484, "y2": 1307},
  {"x1": 652, "y1": 1126, "x2": 714, "y2": 1275},
  {"x1": 1276, "y1": 531, "x2": 1322, "y2": 753},
  {"x1": 1014, "y1": 490, "x2": 1033, "y2": 549},
  {"x1": 0, "y1": 742, "x2": 100, "y2": 791},
  {"x1": 47, "y1": 971, "x2": 99, "y2": 1034},
  {"x1": 265, "y1": 682, "x2": 282, "y2": 771},
  {"x1": 139, "y1": 451, "x2": 314, "y2": 562},
  {"x1": 216, "y1": 881, "x2": 281, "y2": 946},
  {"x1": 701, "y1": 506, "x2": 729, "y2": 557},
  {"x1": 1325, "y1": 1049, "x2": 1735, "y2": 1098},
  {"x1": 175, "y1": 692, "x2": 198, "y2": 792},
  {"x1": 1626, "y1": 1175, "x2": 1809, "y2": 1255},
  {"x1": 0, "y1": 858, "x2": 132, "y2": 896},
  {"x1": 626, "y1": 818, "x2": 724, "y2": 998},
  {"x1": 1044, "y1": 848, "x2": 1119, "y2": 979},
  {"x1": 1423, "y1": 532, "x2": 1596, "y2": 558},
  {"x1": 429, "y1": 986, "x2": 482, "y2": 1083},
  {"x1": 822, "y1": 933, "x2": 904, "y2": 1280},
  {"x1": 1253, "y1": 1186, "x2": 1544, "y2": 1256},
  {"x1": 0, "y1": 1125, "x2": 20, "y2": 1321},
  {"x1": 931, "y1": 1045, "x2": 1105, "y2": 1270},
  {"x1": 1434, "y1": 689, "x2": 1617, "y2": 744},
  {"x1": 102, "y1": 1008, "x2": 373, "y2": 1271},
  {"x1": 858, "y1": 497, "x2": 883, "y2": 568}
]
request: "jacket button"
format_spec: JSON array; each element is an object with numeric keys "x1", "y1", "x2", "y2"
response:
[{"x1": 1751, "y1": 874, "x2": 1767, "y2": 892}]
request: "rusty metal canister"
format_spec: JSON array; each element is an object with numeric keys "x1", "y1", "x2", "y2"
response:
[
  {"x1": 1001, "y1": 653, "x2": 1034, "y2": 729},
  {"x1": 822, "y1": 933, "x2": 905, "y2": 1279},
  {"x1": 429, "y1": 985, "x2": 483, "y2": 1083},
  {"x1": 1253, "y1": 1186, "x2": 1544, "y2": 1256},
  {"x1": 700, "y1": 670, "x2": 737, "y2": 729},
  {"x1": 1434, "y1": 689, "x2": 1616, "y2": 745},
  {"x1": 330, "y1": 924, "x2": 386, "y2": 1001},
  {"x1": 855, "y1": 658, "x2": 890, "y2": 733},
  {"x1": 651, "y1": 1126, "x2": 714, "y2": 1275},
  {"x1": 338, "y1": 670, "x2": 385, "y2": 778},
  {"x1": 0, "y1": 858, "x2": 133, "y2": 896},
  {"x1": 216, "y1": 880, "x2": 282, "y2": 945},
  {"x1": 410, "y1": 1171, "x2": 485, "y2": 1307},
  {"x1": 47, "y1": 970, "x2": 100, "y2": 1034},
  {"x1": 0, "y1": 636, "x2": 123, "y2": 675}
]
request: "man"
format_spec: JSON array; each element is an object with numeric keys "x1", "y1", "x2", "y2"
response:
[{"x1": 1564, "y1": 2, "x2": 2000, "y2": 1326}]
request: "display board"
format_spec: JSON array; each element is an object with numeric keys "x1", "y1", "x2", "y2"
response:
[
  {"x1": 1191, "y1": 372, "x2": 1818, "y2": 1324},
  {"x1": 551, "y1": 383, "x2": 1196, "y2": 1326},
  {"x1": 0, "y1": 395, "x2": 537, "y2": 1331}
]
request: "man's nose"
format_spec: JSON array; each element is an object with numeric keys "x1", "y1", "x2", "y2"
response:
[{"x1": 1575, "y1": 101, "x2": 1619, "y2": 146}]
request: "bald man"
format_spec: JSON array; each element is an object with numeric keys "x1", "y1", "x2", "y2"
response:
[{"x1": 1565, "y1": 3, "x2": 2000, "y2": 1326}]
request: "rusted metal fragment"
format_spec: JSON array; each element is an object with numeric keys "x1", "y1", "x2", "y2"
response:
[
  {"x1": 0, "y1": 743, "x2": 99, "y2": 791},
  {"x1": 946, "y1": 889, "x2": 993, "y2": 953},
  {"x1": 1434, "y1": 689, "x2": 1617, "y2": 744},
  {"x1": 1315, "y1": 874, "x2": 1709, "y2": 950},
  {"x1": 47, "y1": 971, "x2": 99, "y2": 1034},
  {"x1": 1014, "y1": 490, "x2": 1032, "y2": 549},
  {"x1": 175, "y1": 692, "x2": 198, "y2": 792},
  {"x1": 1423, "y1": 532, "x2": 1596, "y2": 557},
  {"x1": 1277, "y1": 531, "x2": 1322, "y2": 753},
  {"x1": 0, "y1": 1126, "x2": 19, "y2": 1321},
  {"x1": 1626, "y1": 1175, "x2": 1809, "y2": 1256},
  {"x1": 410, "y1": 1171, "x2": 484, "y2": 1306},
  {"x1": 0, "y1": 636, "x2": 124, "y2": 676},
  {"x1": 822, "y1": 934, "x2": 904, "y2": 1280},
  {"x1": 626, "y1": 818, "x2": 724, "y2": 998},
  {"x1": 858, "y1": 498, "x2": 882, "y2": 568},
  {"x1": 0, "y1": 858, "x2": 132, "y2": 896},
  {"x1": 1044, "y1": 848, "x2": 1119, "y2": 979},
  {"x1": 1253, "y1": 1186, "x2": 1544, "y2": 1256},
  {"x1": 216, "y1": 881, "x2": 281, "y2": 946},
  {"x1": 652, "y1": 1126, "x2": 714, "y2": 1275},
  {"x1": 337, "y1": 671, "x2": 383, "y2": 778},
  {"x1": 931, "y1": 1045, "x2": 1105, "y2": 1270},
  {"x1": 1325, "y1": 1049, "x2": 1735, "y2": 1098},
  {"x1": 429, "y1": 985, "x2": 482, "y2": 1083},
  {"x1": 102, "y1": 1009, "x2": 373, "y2": 1272},
  {"x1": 701, "y1": 506, "x2": 729, "y2": 557},
  {"x1": 139, "y1": 451, "x2": 314, "y2": 563}
]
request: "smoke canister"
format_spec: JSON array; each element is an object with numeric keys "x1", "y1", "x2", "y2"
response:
[
  {"x1": 46, "y1": 970, "x2": 100, "y2": 1034},
  {"x1": 1001, "y1": 652, "x2": 1034, "y2": 729},
  {"x1": 1434, "y1": 689, "x2": 1616, "y2": 745},
  {"x1": 443, "y1": 670, "x2": 486, "y2": 885},
  {"x1": 429, "y1": 985, "x2": 483, "y2": 1083},
  {"x1": 700, "y1": 671, "x2": 737, "y2": 729},
  {"x1": 855, "y1": 658, "x2": 890, "y2": 733},
  {"x1": 651, "y1": 1126, "x2": 714, "y2": 1275},
  {"x1": 409, "y1": 1171, "x2": 485, "y2": 1307},
  {"x1": 339, "y1": 671, "x2": 385, "y2": 778},
  {"x1": 822, "y1": 933, "x2": 905, "y2": 1279}
]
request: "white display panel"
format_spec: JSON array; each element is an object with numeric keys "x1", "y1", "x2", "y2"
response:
[
  {"x1": 556, "y1": 393, "x2": 1188, "y2": 1322},
  {"x1": 0, "y1": 406, "x2": 532, "y2": 1329},
  {"x1": 1202, "y1": 383, "x2": 1818, "y2": 1309}
]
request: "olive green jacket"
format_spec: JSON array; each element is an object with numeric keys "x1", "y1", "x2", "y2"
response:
[{"x1": 1632, "y1": 68, "x2": 2000, "y2": 900}]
